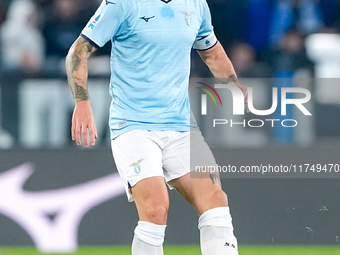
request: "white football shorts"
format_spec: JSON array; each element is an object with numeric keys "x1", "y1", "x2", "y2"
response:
[{"x1": 111, "y1": 129, "x2": 216, "y2": 202}]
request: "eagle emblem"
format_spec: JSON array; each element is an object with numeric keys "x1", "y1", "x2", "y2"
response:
[
  {"x1": 129, "y1": 159, "x2": 145, "y2": 174},
  {"x1": 179, "y1": 11, "x2": 195, "y2": 26}
]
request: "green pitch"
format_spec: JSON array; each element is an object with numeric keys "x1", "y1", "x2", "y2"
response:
[{"x1": 1, "y1": 246, "x2": 339, "y2": 255}]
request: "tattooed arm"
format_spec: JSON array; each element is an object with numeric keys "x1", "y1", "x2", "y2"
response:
[
  {"x1": 197, "y1": 42, "x2": 249, "y2": 109},
  {"x1": 66, "y1": 36, "x2": 98, "y2": 147},
  {"x1": 66, "y1": 36, "x2": 97, "y2": 102}
]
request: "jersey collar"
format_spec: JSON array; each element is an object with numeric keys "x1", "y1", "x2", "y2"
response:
[{"x1": 159, "y1": 0, "x2": 173, "y2": 4}]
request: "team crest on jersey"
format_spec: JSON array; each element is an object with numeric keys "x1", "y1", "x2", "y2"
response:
[
  {"x1": 179, "y1": 11, "x2": 195, "y2": 26},
  {"x1": 130, "y1": 159, "x2": 144, "y2": 174}
]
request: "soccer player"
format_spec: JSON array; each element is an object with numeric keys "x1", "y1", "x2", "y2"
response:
[{"x1": 66, "y1": 0, "x2": 248, "y2": 254}]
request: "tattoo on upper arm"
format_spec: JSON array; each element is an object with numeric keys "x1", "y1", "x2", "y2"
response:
[{"x1": 66, "y1": 37, "x2": 97, "y2": 102}]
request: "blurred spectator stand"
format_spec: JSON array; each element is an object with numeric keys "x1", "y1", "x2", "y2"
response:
[
  {"x1": 0, "y1": 0, "x2": 44, "y2": 144},
  {"x1": 42, "y1": 0, "x2": 89, "y2": 74}
]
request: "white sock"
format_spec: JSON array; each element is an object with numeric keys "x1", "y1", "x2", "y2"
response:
[
  {"x1": 131, "y1": 221, "x2": 166, "y2": 255},
  {"x1": 199, "y1": 207, "x2": 239, "y2": 255}
]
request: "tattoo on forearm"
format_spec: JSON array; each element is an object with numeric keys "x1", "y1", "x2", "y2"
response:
[
  {"x1": 75, "y1": 85, "x2": 89, "y2": 102},
  {"x1": 66, "y1": 37, "x2": 97, "y2": 102}
]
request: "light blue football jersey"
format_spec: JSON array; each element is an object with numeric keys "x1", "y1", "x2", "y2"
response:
[{"x1": 81, "y1": 0, "x2": 218, "y2": 138}]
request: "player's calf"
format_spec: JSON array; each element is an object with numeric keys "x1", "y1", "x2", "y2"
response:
[
  {"x1": 131, "y1": 197, "x2": 168, "y2": 255},
  {"x1": 170, "y1": 174, "x2": 238, "y2": 254},
  {"x1": 130, "y1": 177, "x2": 168, "y2": 255},
  {"x1": 199, "y1": 207, "x2": 238, "y2": 255},
  {"x1": 132, "y1": 221, "x2": 166, "y2": 255}
]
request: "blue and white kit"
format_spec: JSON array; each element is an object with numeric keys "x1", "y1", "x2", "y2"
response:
[{"x1": 81, "y1": 0, "x2": 218, "y2": 138}]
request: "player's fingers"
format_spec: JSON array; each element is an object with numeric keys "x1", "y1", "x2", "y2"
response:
[
  {"x1": 242, "y1": 88, "x2": 249, "y2": 113},
  {"x1": 82, "y1": 125, "x2": 89, "y2": 147},
  {"x1": 75, "y1": 122, "x2": 82, "y2": 146},
  {"x1": 245, "y1": 92, "x2": 250, "y2": 113},
  {"x1": 94, "y1": 125, "x2": 98, "y2": 139},
  {"x1": 89, "y1": 125, "x2": 96, "y2": 146},
  {"x1": 71, "y1": 120, "x2": 76, "y2": 141},
  {"x1": 243, "y1": 88, "x2": 248, "y2": 104}
]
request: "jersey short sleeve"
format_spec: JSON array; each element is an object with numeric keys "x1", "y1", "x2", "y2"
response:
[
  {"x1": 192, "y1": 0, "x2": 218, "y2": 51},
  {"x1": 81, "y1": 0, "x2": 125, "y2": 48}
]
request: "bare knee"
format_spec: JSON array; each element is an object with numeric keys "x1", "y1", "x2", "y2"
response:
[
  {"x1": 212, "y1": 187, "x2": 228, "y2": 206},
  {"x1": 131, "y1": 177, "x2": 169, "y2": 225},
  {"x1": 141, "y1": 202, "x2": 169, "y2": 225},
  {"x1": 197, "y1": 186, "x2": 229, "y2": 215}
]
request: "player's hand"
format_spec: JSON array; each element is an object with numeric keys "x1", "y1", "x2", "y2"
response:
[{"x1": 71, "y1": 101, "x2": 98, "y2": 147}]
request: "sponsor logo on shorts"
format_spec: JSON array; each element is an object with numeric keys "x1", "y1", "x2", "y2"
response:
[{"x1": 130, "y1": 159, "x2": 144, "y2": 174}]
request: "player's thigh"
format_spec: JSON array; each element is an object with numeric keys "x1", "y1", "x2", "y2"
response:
[
  {"x1": 131, "y1": 176, "x2": 169, "y2": 225},
  {"x1": 111, "y1": 130, "x2": 169, "y2": 224},
  {"x1": 170, "y1": 173, "x2": 228, "y2": 215},
  {"x1": 164, "y1": 130, "x2": 227, "y2": 215},
  {"x1": 162, "y1": 130, "x2": 218, "y2": 184},
  {"x1": 112, "y1": 130, "x2": 164, "y2": 199}
]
